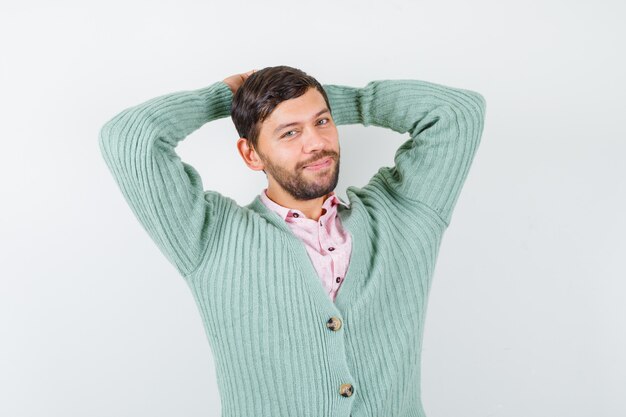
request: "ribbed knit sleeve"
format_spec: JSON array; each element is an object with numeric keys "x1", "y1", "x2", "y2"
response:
[
  {"x1": 98, "y1": 81, "x2": 234, "y2": 277},
  {"x1": 323, "y1": 80, "x2": 486, "y2": 226}
]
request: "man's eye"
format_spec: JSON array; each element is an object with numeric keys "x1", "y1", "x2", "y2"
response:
[
  {"x1": 317, "y1": 118, "x2": 329, "y2": 125},
  {"x1": 282, "y1": 130, "x2": 297, "y2": 138}
]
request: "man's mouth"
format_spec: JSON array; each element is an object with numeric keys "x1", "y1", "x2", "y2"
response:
[{"x1": 304, "y1": 157, "x2": 332, "y2": 169}]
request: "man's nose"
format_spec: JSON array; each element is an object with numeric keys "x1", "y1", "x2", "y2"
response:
[{"x1": 302, "y1": 127, "x2": 327, "y2": 152}]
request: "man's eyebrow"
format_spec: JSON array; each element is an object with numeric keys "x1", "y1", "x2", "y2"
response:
[{"x1": 273, "y1": 108, "x2": 330, "y2": 135}]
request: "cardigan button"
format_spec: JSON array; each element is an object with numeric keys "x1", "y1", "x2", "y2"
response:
[
  {"x1": 326, "y1": 316, "x2": 342, "y2": 331},
  {"x1": 339, "y1": 383, "x2": 354, "y2": 397}
]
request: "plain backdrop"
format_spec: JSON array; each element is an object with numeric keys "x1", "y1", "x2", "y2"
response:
[{"x1": 1, "y1": 1, "x2": 624, "y2": 416}]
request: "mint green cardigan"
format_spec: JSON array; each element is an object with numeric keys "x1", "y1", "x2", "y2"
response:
[{"x1": 99, "y1": 78, "x2": 486, "y2": 417}]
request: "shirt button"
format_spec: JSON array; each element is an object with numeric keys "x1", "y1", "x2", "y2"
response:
[
  {"x1": 328, "y1": 247, "x2": 335, "y2": 251},
  {"x1": 326, "y1": 316, "x2": 342, "y2": 331},
  {"x1": 336, "y1": 276, "x2": 341, "y2": 283},
  {"x1": 339, "y1": 383, "x2": 354, "y2": 397}
]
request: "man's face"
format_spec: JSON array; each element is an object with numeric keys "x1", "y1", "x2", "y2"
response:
[{"x1": 254, "y1": 87, "x2": 340, "y2": 201}]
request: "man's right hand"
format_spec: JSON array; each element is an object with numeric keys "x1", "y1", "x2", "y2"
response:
[{"x1": 223, "y1": 69, "x2": 256, "y2": 95}]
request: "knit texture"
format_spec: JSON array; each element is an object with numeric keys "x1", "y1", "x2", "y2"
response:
[{"x1": 99, "y1": 78, "x2": 486, "y2": 417}]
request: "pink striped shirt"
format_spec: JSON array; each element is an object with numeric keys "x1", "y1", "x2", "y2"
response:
[{"x1": 259, "y1": 188, "x2": 353, "y2": 302}]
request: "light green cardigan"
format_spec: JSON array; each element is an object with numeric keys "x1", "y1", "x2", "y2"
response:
[{"x1": 99, "y1": 78, "x2": 486, "y2": 417}]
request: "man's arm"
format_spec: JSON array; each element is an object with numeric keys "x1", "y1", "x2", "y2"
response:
[
  {"x1": 99, "y1": 79, "x2": 238, "y2": 277},
  {"x1": 323, "y1": 79, "x2": 486, "y2": 226}
]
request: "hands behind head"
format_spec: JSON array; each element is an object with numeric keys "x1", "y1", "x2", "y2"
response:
[{"x1": 223, "y1": 69, "x2": 256, "y2": 95}]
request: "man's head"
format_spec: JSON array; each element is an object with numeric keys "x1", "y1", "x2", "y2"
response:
[{"x1": 233, "y1": 66, "x2": 340, "y2": 202}]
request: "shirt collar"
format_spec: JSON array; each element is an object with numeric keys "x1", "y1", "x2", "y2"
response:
[{"x1": 259, "y1": 187, "x2": 350, "y2": 221}]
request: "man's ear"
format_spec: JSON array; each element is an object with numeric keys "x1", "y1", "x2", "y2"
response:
[{"x1": 236, "y1": 137, "x2": 265, "y2": 172}]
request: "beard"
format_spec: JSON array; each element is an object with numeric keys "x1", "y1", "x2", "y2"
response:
[{"x1": 260, "y1": 150, "x2": 340, "y2": 201}]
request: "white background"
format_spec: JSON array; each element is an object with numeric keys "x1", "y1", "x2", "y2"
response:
[{"x1": 1, "y1": 1, "x2": 624, "y2": 416}]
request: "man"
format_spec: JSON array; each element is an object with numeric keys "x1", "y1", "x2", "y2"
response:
[
  {"x1": 228, "y1": 67, "x2": 350, "y2": 302},
  {"x1": 99, "y1": 65, "x2": 486, "y2": 417}
]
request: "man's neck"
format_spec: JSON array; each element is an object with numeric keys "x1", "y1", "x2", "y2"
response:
[{"x1": 265, "y1": 187, "x2": 332, "y2": 222}]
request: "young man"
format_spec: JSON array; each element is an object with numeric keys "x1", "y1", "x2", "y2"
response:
[{"x1": 99, "y1": 65, "x2": 486, "y2": 417}]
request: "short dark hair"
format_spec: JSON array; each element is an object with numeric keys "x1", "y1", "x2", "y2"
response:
[{"x1": 230, "y1": 65, "x2": 332, "y2": 151}]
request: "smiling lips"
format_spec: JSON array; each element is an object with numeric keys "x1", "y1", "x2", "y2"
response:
[{"x1": 305, "y1": 157, "x2": 332, "y2": 169}]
